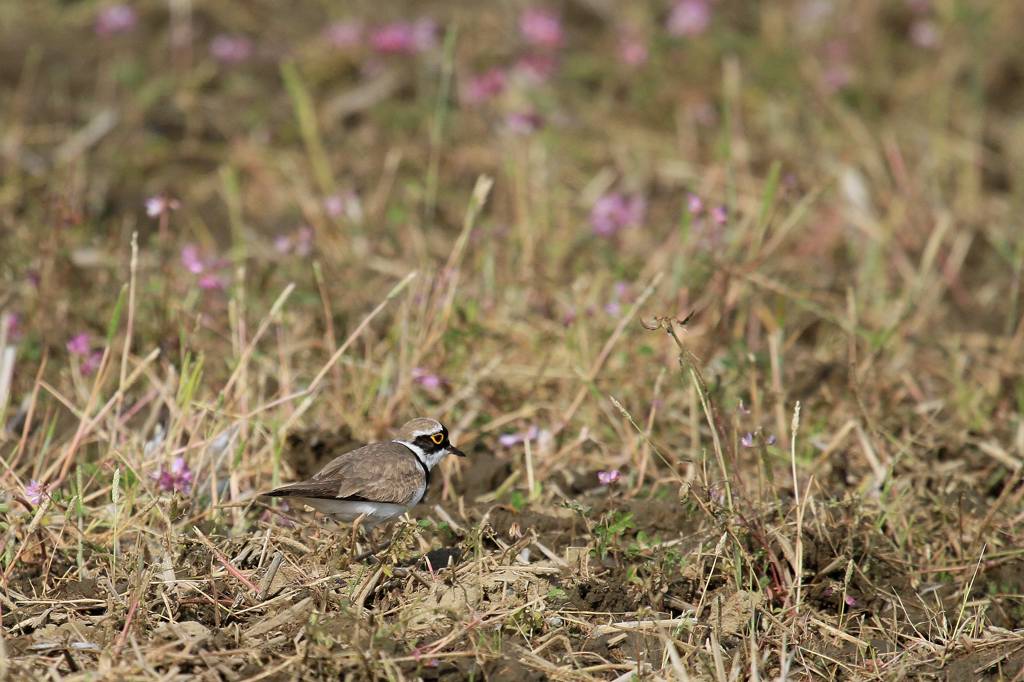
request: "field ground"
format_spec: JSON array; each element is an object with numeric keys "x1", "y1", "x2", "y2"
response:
[{"x1": 2, "y1": 1, "x2": 1024, "y2": 679}]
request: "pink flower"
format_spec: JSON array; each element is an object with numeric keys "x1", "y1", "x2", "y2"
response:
[
  {"x1": 560, "y1": 305, "x2": 577, "y2": 326},
  {"x1": 25, "y1": 480, "x2": 44, "y2": 505},
  {"x1": 504, "y1": 111, "x2": 544, "y2": 135},
  {"x1": 461, "y1": 68, "x2": 507, "y2": 105},
  {"x1": 95, "y1": 4, "x2": 137, "y2": 37},
  {"x1": 274, "y1": 227, "x2": 314, "y2": 256},
  {"x1": 81, "y1": 349, "x2": 104, "y2": 376},
  {"x1": 145, "y1": 195, "x2": 180, "y2": 218},
  {"x1": 590, "y1": 193, "x2": 646, "y2": 237},
  {"x1": 274, "y1": 235, "x2": 293, "y2": 254},
  {"x1": 499, "y1": 426, "x2": 541, "y2": 448},
  {"x1": 597, "y1": 470, "x2": 621, "y2": 485},
  {"x1": 180, "y1": 245, "x2": 228, "y2": 291},
  {"x1": 822, "y1": 40, "x2": 853, "y2": 92},
  {"x1": 844, "y1": 595, "x2": 858, "y2": 607},
  {"x1": 687, "y1": 193, "x2": 704, "y2": 215},
  {"x1": 604, "y1": 282, "x2": 631, "y2": 317},
  {"x1": 369, "y1": 19, "x2": 436, "y2": 54},
  {"x1": 293, "y1": 227, "x2": 313, "y2": 256},
  {"x1": 4, "y1": 313, "x2": 21, "y2": 340},
  {"x1": 514, "y1": 53, "x2": 558, "y2": 84},
  {"x1": 198, "y1": 274, "x2": 225, "y2": 291},
  {"x1": 618, "y1": 32, "x2": 648, "y2": 67},
  {"x1": 323, "y1": 192, "x2": 362, "y2": 221},
  {"x1": 324, "y1": 21, "x2": 363, "y2": 49},
  {"x1": 324, "y1": 195, "x2": 346, "y2": 217},
  {"x1": 67, "y1": 332, "x2": 91, "y2": 356},
  {"x1": 180, "y1": 245, "x2": 205, "y2": 274},
  {"x1": 910, "y1": 20, "x2": 940, "y2": 48},
  {"x1": 520, "y1": 8, "x2": 563, "y2": 48},
  {"x1": 209, "y1": 34, "x2": 253, "y2": 64},
  {"x1": 154, "y1": 457, "x2": 193, "y2": 494},
  {"x1": 667, "y1": 0, "x2": 711, "y2": 37},
  {"x1": 711, "y1": 205, "x2": 728, "y2": 225},
  {"x1": 412, "y1": 367, "x2": 443, "y2": 391}
]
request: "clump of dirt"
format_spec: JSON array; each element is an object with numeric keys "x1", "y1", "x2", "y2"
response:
[
  {"x1": 590, "y1": 496, "x2": 701, "y2": 536},
  {"x1": 978, "y1": 560, "x2": 1024, "y2": 630},
  {"x1": 943, "y1": 643, "x2": 1024, "y2": 680},
  {"x1": 485, "y1": 506, "x2": 585, "y2": 547},
  {"x1": 284, "y1": 426, "x2": 362, "y2": 479},
  {"x1": 571, "y1": 573, "x2": 644, "y2": 612},
  {"x1": 454, "y1": 450, "x2": 512, "y2": 499}
]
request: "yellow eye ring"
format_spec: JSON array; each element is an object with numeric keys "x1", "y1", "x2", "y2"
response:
[{"x1": 431, "y1": 433, "x2": 444, "y2": 445}]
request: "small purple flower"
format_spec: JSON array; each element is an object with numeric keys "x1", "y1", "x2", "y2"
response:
[
  {"x1": 604, "y1": 281, "x2": 631, "y2": 318},
  {"x1": 618, "y1": 32, "x2": 648, "y2": 67},
  {"x1": 741, "y1": 432, "x2": 755, "y2": 448},
  {"x1": 155, "y1": 457, "x2": 193, "y2": 494},
  {"x1": 412, "y1": 367, "x2": 443, "y2": 391},
  {"x1": 324, "y1": 21, "x2": 363, "y2": 49},
  {"x1": 910, "y1": 20, "x2": 940, "y2": 48},
  {"x1": 687, "y1": 193, "x2": 704, "y2": 215},
  {"x1": 766, "y1": 434, "x2": 777, "y2": 446},
  {"x1": 597, "y1": 470, "x2": 621, "y2": 486},
  {"x1": 369, "y1": 19, "x2": 436, "y2": 54},
  {"x1": 461, "y1": 68, "x2": 507, "y2": 105},
  {"x1": 514, "y1": 53, "x2": 558, "y2": 84},
  {"x1": 844, "y1": 595, "x2": 858, "y2": 607},
  {"x1": 198, "y1": 274, "x2": 225, "y2": 291},
  {"x1": 25, "y1": 480, "x2": 44, "y2": 505},
  {"x1": 180, "y1": 245, "x2": 205, "y2": 274},
  {"x1": 274, "y1": 235, "x2": 293, "y2": 254},
  {"x1": 822, "y1": 40, "x2": 853, "y2": 92},
  {"x1": 504, "y1": 111, "x2": 544, "y2": 135},
  {"x1": 95, "y1": 4, "x2": 137, "y2": 37},
  {"x1": 324, "y1": 194, "x2": 346, "y2": 217},
  {"x1": 67, "y1": 332, "x2": 91, "y2": 356},
  {"x1": 323, "y1": 192, "x2": 362, "y2": 221},
  {"x1": 499, "y1": 426, "x2": 541, "y2": 448},
  {"x1": 293, "y1": 227, "x2": 314, "y2": 256},
  {"x1": 209, "y1": 34, "x2": 253, "y2": 64},
  {"x1": 275, "y1": 227, "x2": 314, "y2": 256},
  {"x1": 145, "y1": 195, "x2": 180, "y2": 218},
  {"x1": 590, "y1": 193, "x2": 646, "y2": 237},
  {"x1": 520, "y1": 8, "x2": 563, "y2": 49},
  {"x1": 560, "y1": 305, "x2": 577, "y2": 327},
  {"x1": 667, "y1": 0, "x2": 711, "y2": 37},
  {"x1": 711, "y1": 205, "x2": 728, "y2": 225},
  {"x1": 4, "y1": 313, "x2": 21, "y2": 340},
  {"x1": 81, "y1": 349, "x2": 104, "y2": 376},
  {"x1": 180, "y1": 245, "x2": 228, "y2": 292}
]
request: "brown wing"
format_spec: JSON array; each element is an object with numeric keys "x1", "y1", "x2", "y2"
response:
[{"x1": 264, "y1": 441, "x2": 425, "y2": 506}]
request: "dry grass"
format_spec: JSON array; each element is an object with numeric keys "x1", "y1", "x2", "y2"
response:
[{"x1": 3, "y1": 1, "x2": 1024, "y2": 679}]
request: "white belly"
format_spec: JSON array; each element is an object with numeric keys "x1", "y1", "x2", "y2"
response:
[{"x1": 294, "y1": 498, "x2": 409, "y2": 528}]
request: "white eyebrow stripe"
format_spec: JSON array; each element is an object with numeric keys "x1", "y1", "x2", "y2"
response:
[{"x1": 410, "y1": 427, "x2": 442, "y2": 438}]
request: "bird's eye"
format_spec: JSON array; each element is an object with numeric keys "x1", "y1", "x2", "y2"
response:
[{"x1": 431, "y1": 433, "x2": 444, "y2": 445}]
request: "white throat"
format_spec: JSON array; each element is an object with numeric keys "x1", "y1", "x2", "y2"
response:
[{"x1": 394, "y1": 440, "x2": 448, "y2": 470}]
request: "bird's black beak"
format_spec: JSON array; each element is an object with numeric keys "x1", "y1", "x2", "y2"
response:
[{"x1": 448, "y1": 445, "x2": 467, "y2": 458}]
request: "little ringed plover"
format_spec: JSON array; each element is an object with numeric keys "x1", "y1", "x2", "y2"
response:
[{"x1": 263, "y1": 417, "x2": 465, "y2": 527}]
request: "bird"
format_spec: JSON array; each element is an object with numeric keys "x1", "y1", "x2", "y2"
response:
[{"x1": 263, "y1": 418, "x2": 465, "y2": 528}]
